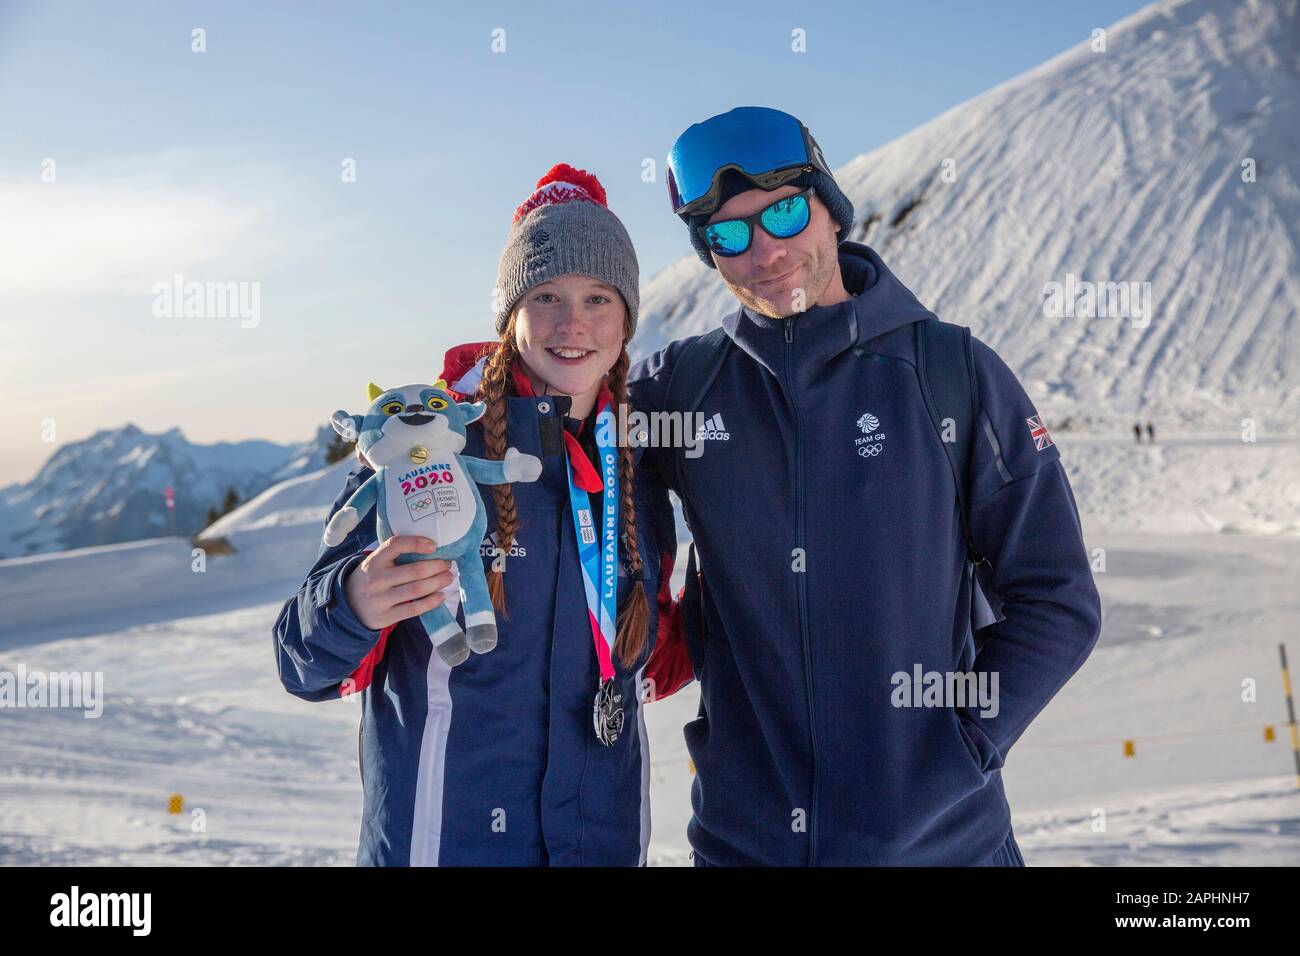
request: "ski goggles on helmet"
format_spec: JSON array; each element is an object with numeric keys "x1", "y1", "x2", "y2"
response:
[
  {"x1": 699, "y1": 186, "x2": 814, "y2": 257},
  {"x1": 666, "y1": 106, "x2": 833, "y2": 218}
]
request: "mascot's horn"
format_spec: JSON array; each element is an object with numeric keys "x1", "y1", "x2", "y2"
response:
[{"x1": 367, "y1": 382, "x2": 384, "y2": 401}]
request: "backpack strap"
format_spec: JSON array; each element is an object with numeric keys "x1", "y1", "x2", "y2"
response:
[
  {"x1": 680, "y1": 542, "x2": 706, "y2": 682},
  {"x1": 915, "y1": 318, "x2": 1004, "y2": 635},
  {"x1": 914, "y1": 318, "x2": 983, "y2": 565},
  {"x1": 663, "y1": 324, "x2": 733, "y2": 496},
  {"x1": 661, "y1": 326, "x2": 733, "y2": 679}
]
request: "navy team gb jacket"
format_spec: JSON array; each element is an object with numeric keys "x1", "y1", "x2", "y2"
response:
[{"x1": 629, "y1": 241, "x2": 1103, "y2": 866}]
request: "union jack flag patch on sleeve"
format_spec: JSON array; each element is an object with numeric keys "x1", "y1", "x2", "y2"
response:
[{"x1": 1026, "y1": 415, "x2": 1054, "y2": 451}]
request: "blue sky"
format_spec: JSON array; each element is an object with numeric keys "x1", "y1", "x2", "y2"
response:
[{"x1": 0, "y1": 0, "x2": 1148, "y2": 485}]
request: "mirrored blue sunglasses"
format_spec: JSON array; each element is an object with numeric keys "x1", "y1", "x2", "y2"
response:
[{"x1": 699, "y1": 187, "x2": 814, "y2": 258}]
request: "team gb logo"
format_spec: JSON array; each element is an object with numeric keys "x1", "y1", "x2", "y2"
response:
[{"x1": 855, "y1": 412, "x2": 885, "y2": 458}]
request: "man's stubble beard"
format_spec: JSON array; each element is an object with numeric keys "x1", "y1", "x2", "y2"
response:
[{"x1": 723, "y1": 225, "x2": 841, "y2": 320}]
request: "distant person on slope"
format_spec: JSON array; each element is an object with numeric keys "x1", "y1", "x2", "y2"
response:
[
  {"x1": 274, "y1": 164, "x2": 682, "y2": 866},
  {"x1": 630, "y1": 106, "x2": 1103, "y2": 866}
]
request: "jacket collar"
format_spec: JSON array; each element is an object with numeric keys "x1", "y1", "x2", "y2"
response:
[
  {"x1": 721, "y1": 241, "x2": 937, "y2": 379},
  {"x1": 509, "y1": 360, "x2": 615, "y2": 421}
]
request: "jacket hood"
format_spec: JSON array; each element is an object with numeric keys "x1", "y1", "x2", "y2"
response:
[
  {"x1": 838, "y1": 240, "x2": 938, "y2": 343},
  {"x1": 722, "y1": 241, "x2": 936, "y2": 376},
  {"x1": 440, "y1": 341, "x2": 547, "y2": 402},
  {"x1": 440, "y1": 341, "x2": 498, "y2": 398}
]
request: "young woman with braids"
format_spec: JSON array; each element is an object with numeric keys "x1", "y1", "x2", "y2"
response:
[
  {"x1": 472, "y1": 302, "x2": 650, "y2": 665},
  {"x1": 274, "y1": 164, "x2": 686, "y2": 866}
]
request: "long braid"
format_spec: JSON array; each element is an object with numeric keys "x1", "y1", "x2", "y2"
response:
[
  {"x1": 607, "y1": 346, "x2": 650, "y2": 668},
  {"x1": 478, "y1": 332, "x2": 520, "y2": 618}
]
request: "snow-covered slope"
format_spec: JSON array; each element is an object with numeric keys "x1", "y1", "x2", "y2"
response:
[
  {"x1": 269, "y1": 425, "x2": 340, "y2": 485},
  {"x1": 0, "y1": 458, "x2": 359, "y2": 647},
  {"x1": 634, "y1": 0, "x2": 1300, "y2": 430},
  {"x1": 1064, "y1": 433, "x2": 1300, "y2": 535},
  {"x1": 200, "y1": 455, "x2": 360, "y2": 551},
  {"x1": 0, "y1": 423, "x2": 341, "y2": 560}
]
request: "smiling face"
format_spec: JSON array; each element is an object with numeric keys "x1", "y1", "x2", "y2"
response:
[
  {"x1": 708, "y1": 183, "x2": 847, "y2": 318},
  {"x1": 511, "y1": 273, "x2": 627, "y2": 415}
]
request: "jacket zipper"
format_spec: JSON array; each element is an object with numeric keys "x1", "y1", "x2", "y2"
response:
[{"x1": 784, "y1": 318, "x2": 820, "y2": 865}]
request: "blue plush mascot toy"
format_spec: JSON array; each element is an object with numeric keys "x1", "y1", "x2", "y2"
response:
[{"x1": 323, "y1": 379, "x2": 543, "y2": 666}]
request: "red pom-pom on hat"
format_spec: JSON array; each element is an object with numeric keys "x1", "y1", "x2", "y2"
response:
[
  {"x1": 513, "y1": 163, "x2": 608, "y2": 223},
  {"x1": 534, "y1": 163, "x2": 607, "y2": 206}
]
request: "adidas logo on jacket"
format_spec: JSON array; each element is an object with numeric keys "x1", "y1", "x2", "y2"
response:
[{"x1": 694, "y1": 413, "x2": 730, "y2": 441}]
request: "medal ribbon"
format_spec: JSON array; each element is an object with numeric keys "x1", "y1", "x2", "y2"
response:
[{"x1": 565, "y1": 405, "x2": 619, "y2": 684}]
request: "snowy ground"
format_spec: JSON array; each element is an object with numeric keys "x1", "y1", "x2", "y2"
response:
[
  {"x1": 2, "y1": 437, "x2": 1299, "y2": 866},
  {"x1": 0, "y1": 604, "x2": 361, "y2": 866}
]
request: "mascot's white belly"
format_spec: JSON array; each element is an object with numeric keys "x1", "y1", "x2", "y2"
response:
[{"x1": 386, "y1": 455, "x2": 474, "y2": 545}]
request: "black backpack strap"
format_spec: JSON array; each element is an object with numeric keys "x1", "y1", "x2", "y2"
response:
[
  {"x1": 679, "y1": 542, "x2": 706, "y2": 681},
  {"x1": 915, "y1": 318, "x2": 982, "y2": 565},
  {"x1": 662, "y1": 326, "x2": 732, "y2": 680},
  {"x1": 663, "y1": 325, "x2": 733, "y2": 495}
]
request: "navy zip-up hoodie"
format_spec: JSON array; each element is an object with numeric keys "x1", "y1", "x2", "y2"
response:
[{"x1": 629, "y1": 241, "x2": 1102, "y2": 865}]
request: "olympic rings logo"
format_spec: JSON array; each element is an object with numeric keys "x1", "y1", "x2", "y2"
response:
[{"x1": 858, "y1": 443, "x2": 882, "y2": 457}]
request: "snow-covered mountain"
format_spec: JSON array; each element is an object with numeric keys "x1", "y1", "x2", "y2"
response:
[
  {"x1": 271, "y1": 425, "x2": 340, "y2": 485},
  {"x1": 634, "y1": 0, "x2": 1300, "y2": 430},
  {"x1": 0, "y1": 423, "x2": 341, "y2": 559}
]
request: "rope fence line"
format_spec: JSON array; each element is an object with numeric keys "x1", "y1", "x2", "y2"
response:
[
  {"x1": 682, "y1": 646, "x2": 1300, "y2": 786},
  {"x1": 1015, "y1": 721, "x2": 1276, "y2": 750},
  {"x1": 681, "y1": 647, "x2": 1300, "y2": 780},
  {"x1": 977, "y1": 644, "x2": 1300, "y2": 787}
]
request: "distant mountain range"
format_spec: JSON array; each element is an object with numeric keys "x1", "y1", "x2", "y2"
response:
[{"x1": 0, "y1": 423, "x2": 341, "y2": 558}]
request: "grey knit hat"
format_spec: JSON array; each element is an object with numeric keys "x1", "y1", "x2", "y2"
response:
[{"x1": 494, "y1": 164, "x2": 639, "y2": 335}]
